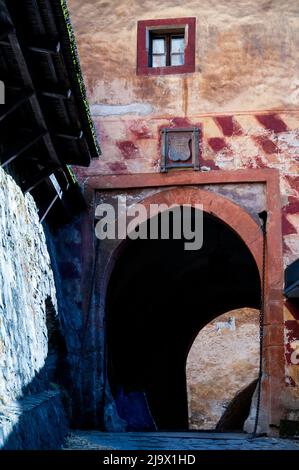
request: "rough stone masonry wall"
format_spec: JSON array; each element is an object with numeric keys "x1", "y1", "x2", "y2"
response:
[{"x1": 0, "y1": 167, "x2": 68, "y2": 449}]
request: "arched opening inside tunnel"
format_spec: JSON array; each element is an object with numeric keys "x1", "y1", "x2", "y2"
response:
[
  {"x1": 186, "y1": 308, "x2": 260, "y2": 431},
  {"x1": 105, "y1": 207, "x2": 261, "y2": 431}
]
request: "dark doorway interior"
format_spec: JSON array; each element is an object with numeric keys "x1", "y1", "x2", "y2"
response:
[{"x1": 106, "y1": 209, "x2": 260, "y2": 431}]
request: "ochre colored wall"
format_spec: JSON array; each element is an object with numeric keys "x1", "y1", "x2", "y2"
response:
[
  {"x1": 68, "y1": 0, "x2": 299, "y2": 175},
  {"x1": 68, "y1": 0, "x2": 299, "y2": 265},
  {"x1": 69, "y1": 0, "x2": 299, "y2": 112},
  {"x1": 68, "y1": 0, "x2": 299, "y2": 419}
]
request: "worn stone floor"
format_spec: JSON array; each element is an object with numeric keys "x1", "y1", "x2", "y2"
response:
[{"x1": 65, "y1": 431, "x2": 299, "y2": 450}]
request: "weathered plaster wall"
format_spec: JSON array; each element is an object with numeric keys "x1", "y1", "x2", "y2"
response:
[
  {"x1": 69, "y1": 0, "x2": 299, "y2": 113},
  {"x1": 187, "y1": 308, "x2": 259, "y2": 430},
  {"x1": 68, "y1": 0, "x2": 299, "y2": 416},
  {"x1": 95, "y1": 182, "x2": 266, "y2": 223},
  {"x1": 0, "y1": 167, "x2": 68, "y2": 449},
  {"x1": 68, "y1": 0, "x2": 299, "y2": 265}
]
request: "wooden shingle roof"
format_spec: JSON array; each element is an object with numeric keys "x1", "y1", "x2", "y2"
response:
[{"x1": 0, "y1": 0, "x2": 100, "y2": 223}]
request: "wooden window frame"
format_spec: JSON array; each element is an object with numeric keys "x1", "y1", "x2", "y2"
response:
[
  {"x1": 137, "y1": 18, "x2": 196, "y2": 76},
  {"x1": 149, "y1": 30, "x2": 185, "y2": 68}
]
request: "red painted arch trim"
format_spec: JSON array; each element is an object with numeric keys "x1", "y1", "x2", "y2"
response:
[
  {"x1": 87, "y1": 168, "x2": 284, "y2": 432},
  {"x1": 126, "y1": 187, "x2": 263, "y2": 274}
]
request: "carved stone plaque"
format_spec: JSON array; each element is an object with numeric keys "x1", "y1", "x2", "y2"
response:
[
  {"x1": 168, "y1": 132, "x2": 192, "y2": 162},
  {"x1": 161, "y1": 127, "x2": 200, "y2": 172}
]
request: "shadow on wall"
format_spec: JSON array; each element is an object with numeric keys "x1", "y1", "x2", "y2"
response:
[{"x1": 1, "y1": 297, "x2": 70, "y2": 450}]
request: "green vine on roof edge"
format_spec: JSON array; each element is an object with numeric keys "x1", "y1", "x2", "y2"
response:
[{"x1": 60, "y1": 0, "x2": 100, "y2": 156}]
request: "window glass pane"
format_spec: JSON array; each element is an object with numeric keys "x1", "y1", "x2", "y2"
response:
[
  {"x1": 152, "y1": 38, "x2": 165, "y2": 54},
  {"x1": 171, "y1": 37, "x2": 184, "y2": 54},
  {"x1": 171, "y1": 53, "x2": 184, "y2": 66},
  {"x1": 152, "y1": 54, "x2": 166, "y2": 67}
]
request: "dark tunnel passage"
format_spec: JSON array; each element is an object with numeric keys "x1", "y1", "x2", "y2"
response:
[{"x1": 106, "y1": 208, "x2": 261, "y2": 431}]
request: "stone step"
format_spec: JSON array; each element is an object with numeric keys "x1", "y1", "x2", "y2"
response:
[{"x1": 0, "y1": 389, "x2": 68, "y2": 450}]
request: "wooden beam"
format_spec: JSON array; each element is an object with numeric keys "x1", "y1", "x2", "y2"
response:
[
  {"x1": 28, "y1": 41, "x2": 61, "y2": 55},
  {"x1": 7, "y1": 83, "x2": 72, "y2": 102},
  {"x1": 7, "y1": 33, "x2": 34, "y2": 89},
  {"x1": 39, "y1": 194, "x2": 59, "y2": 224},
  {"x1": 0, "y1": 26, "x2": 15, "y2": 42},
  {"x1": 0, "y1": 89, "x2": 35, "y2": 123},
  {"x1": 0, "y1": 130, "x2": 47, "y2": 167},
  {"x1": 3, "y1": 33, "x2": 63, "y2": 168},
  {"x1": 22, "y1": 165, "x2": 59, "y2": 193},
  {"x1": 38, "y1": 88, "x2": 72, "y2": 100},
  {"x1": 53, "y1": 130, "x2": 83, "y2": 140}
]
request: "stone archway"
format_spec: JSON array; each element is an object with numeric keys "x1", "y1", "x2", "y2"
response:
[
  {"x1": 96, "y1": 186, "x2": 284, "y2": 433},
  {"x1": 186, "y1": 308, "x2": 260, "y2": 431}
]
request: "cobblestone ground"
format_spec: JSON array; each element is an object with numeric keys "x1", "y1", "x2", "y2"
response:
[{"x1": 65, "y1": 432, "x2": 299, "y2": 450}]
